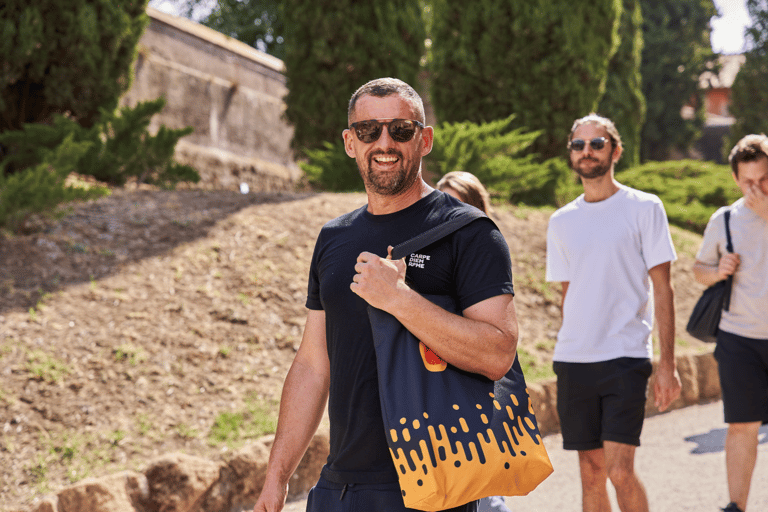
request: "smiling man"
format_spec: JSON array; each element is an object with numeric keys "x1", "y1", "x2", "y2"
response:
[
  {"x1": 253, "y1": 78, "x2": 518, "y2": 512},
  {"x1": 545, "y1": 113, "x2": 682, "y2": 512},
  {"x1": 693, "y1": 134, "x2": 768, "y2": 512}
]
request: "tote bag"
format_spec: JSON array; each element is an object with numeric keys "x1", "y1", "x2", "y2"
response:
[
  {"x1": 686, "y1": 210, "x2": 733, "y2": 343},
  {"x1": 369, "y1": 212, "x2": 553, "y2": 511}
]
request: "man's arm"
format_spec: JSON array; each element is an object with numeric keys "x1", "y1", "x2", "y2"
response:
[
  {"x1": 648, "y1": 261, "x2": 681, "y2": 412},
  {"x1": 693, "y1": 254, "x2": 741, "y2": 287},
  {"x1": 253, "y1": 310, "x2": 330, "y2": 512},
  {"x1": 351, "y1": 250, "x2": 517, "y2": 381}
]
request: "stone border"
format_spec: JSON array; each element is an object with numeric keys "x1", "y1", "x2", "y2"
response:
[{"x1": 17, "y1": 351, "x2": 718, "y2": 512}]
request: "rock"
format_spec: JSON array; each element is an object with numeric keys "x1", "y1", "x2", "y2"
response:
[
  {"x1": 28, "y1": 497, "x2": 57, "y2": 512},
  {"x1": 56, "y1": 471, "x2": 148, "y2": 512},
  {"x1": 289, "y1": 431, "x2": 329, "y2": 499},
  {"x1": 677, "y1": 355, "x2": 700, "y2": 406},
  {"x1": 143, "y1": 453, "x2": 223, "y2": 512},
  {"x1": 528, "y1": 381, "x2": 559, "y2": 437},
  {"x1": 199, "y1": 440, "x2": 270, "y2": 512},
  {"x1": 696, "y1": 352, "x2": 721, "y2": 399}
]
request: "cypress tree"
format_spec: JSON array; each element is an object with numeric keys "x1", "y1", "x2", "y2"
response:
[
  {"x1": 598, "y1": 0, "x2": 645, "y2": 170},
  {"x1": 639, "y1": 0, "x2": 717, "y2": 161},
  {"x1": 723, "y1": 0, "x2": 768, "y2": 154},
  {"x1": 0, "y1": 1, "x2": 149, "y2": 133},
  {"x1": 429, "y1": 0, "x2": 621, "y2": 160},
  {"x1": 282, "y1": 0, "x2": 426, "y2": 153}
]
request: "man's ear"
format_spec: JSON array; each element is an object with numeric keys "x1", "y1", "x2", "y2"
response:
[
  {"x1": 420, "y1": 126, "x2": 434, "y2": 157},
  {"x1": 612, "y1": 143, "x2": 623, "y2": 164},
  {"x1": 342, "y1": 129, "x2": 356, "y2": 158}
]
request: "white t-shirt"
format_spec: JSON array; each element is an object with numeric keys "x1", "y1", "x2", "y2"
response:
[
  {"x1": 546, "y1": 185, "x2": 677, "y2": 363},
  {"x1": 696, "y1": 198, "x2": 768, "y2": 339}
]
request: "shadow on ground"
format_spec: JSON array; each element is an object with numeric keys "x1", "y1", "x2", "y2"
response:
[
  {"x1": 684, "y1": 424, "x2": 768, "y2": 454},
  {"x1": 0, "y1": 189, "x2": 312, "y2": 315}
]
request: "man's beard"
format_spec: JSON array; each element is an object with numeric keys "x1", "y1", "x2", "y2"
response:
[
  {"x1": 359, "y1": 150, "x2": 420, "y2": 196},
  {"x1": 572, "y1": 156, "x2": 611, "y2": 179}
]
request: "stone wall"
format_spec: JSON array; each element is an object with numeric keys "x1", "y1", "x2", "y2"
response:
[{"x1": 122, "y1": 7, "x2": 301, "y2": 192}]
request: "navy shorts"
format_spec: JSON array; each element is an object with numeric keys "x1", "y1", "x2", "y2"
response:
[
  {"x1": 306, "y1": 476, "x2": 477, "y2": 512},
  {"x1": 714, "y1": 330, "x2": 768, "y2": 424},
  {"x1": 553, "y1": 357, "x2": 653, "y2": 451}
]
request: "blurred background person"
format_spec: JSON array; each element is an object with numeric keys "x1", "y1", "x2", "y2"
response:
[{"x1": 437, "y1": 171, "x2": 512, "y2": 512}]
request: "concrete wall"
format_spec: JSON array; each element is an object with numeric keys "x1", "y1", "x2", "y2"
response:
[{"x1": 122, "y1": 7, "x2": 301, "y2": 192}]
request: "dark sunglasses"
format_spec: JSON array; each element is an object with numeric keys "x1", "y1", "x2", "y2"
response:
[
  {"x1": 350, "y1": 119, "x2": 425, "y2": 143},
  {"x1": 568, "y1": 137, "x2": 609, "y2": 152}
]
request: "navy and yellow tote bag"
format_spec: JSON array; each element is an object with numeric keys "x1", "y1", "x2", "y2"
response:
[{"x1": 369, "y1": 214, "x2": 553, "y2": 511}]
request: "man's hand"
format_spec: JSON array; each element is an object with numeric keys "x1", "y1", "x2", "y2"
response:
[
  {"x1": 744, "y1": 181, "x2": 768, "y2": 222},
  {"x1": 653, "y1": 363, "x2": 682, "y2": 412},
  {"x1": 718, "y1": 253, "x2": 741, "y2": 280},
  {"x1": 252, "y1": 481, "x2": 288, "y2": 512},
  {"x1": 350, "y1": 247, "x2": 408, "y2": 310}
]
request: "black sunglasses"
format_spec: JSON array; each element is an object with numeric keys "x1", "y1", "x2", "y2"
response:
[
  {"x1": 568, "y1": 137, "x2": 609, "y2": 152},
  {"x1": 350, "y1": 119, "x2": 425, "y2": 143}
]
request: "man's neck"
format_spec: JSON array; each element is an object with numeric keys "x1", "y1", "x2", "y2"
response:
[
  {"x1": 366, "y1": 179, "x2": 433, "y2": 215},
  {"x1": 581, "y1": 173, "x2": 621, "y2": 203}
]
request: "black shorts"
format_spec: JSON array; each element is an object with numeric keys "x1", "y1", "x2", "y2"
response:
[
  {"x1": 714, "y1": 330, "x2": 768, "y2": 424},
  {"x1": 306, "y1": 476, "x2": 477, "y2": 512},
  {"x1": 553, "y1": 357, "x2": 653, "y2": 451}
]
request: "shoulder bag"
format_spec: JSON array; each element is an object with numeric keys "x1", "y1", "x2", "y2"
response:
[
  {"x1": 685, "y1": 209, "x2": 733, "y2": 343},
  {"x1": 369, "y1": 210, "x2": 553, "y2": 511}
]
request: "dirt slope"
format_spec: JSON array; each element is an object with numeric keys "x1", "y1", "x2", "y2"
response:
[{"x1": 0, "y1": 189, "x2": 709, "y2": 510}]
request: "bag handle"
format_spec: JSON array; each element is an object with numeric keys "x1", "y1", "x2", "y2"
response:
[
  {"x1": 390, "y1": 208, "x2": 487, "y2": 261},
  {"x1": 723, "y1": 209, "x2": 733, "y2": 311}
]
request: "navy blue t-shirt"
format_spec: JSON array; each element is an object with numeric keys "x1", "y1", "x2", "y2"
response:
[{"x1": 306, "y1": 190, "x2": 514, "y2": 484}]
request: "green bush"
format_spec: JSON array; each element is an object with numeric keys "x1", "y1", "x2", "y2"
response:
[
  {"x1": 300, "y1": 115, "x2": 574, "y2": 205},
  {"x1": 299, "y1": 141, "x2": 363, "y2": 192},
  {"x1": 430, "y1": 116, "x2": 567, "y2": 205},
  {"x1": 0, "y1": 135, "x2": 109, "y2": 231},
  {"x1": 618, "y1": 160, "x2": 740, "y2": 233},
  {"x1": 0, "y1": 98, "x2": 198, "y2": 188}
]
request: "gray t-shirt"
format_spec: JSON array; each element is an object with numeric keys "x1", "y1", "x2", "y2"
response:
[{"x1": 697, "y1": 198, "x2": 768, "y2": 339}]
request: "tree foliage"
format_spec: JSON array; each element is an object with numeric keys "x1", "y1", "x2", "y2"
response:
[
  {"x1": 180, "y1": 0, "x2": 286, "y2": 59},
  {"x1": 0, "y1": 0, "x2": 149, "y2": 133},
  {"x1": 598, "y1": 0, "x2": 645, "y2": 170},
  {"x1": 429, "y1": 0, "x2": 621, "y2": 160},
  {"x1": 723, "y1": 0, "x2": 768, "y2": 154},
  {"x1": 282, "y1": 0, "x2": 426, "y2": 152},
  {"x1": 638, "y1": 0, "x2": 717, "y2": 161}
]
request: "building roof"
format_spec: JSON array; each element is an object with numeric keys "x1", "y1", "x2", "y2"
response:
[
  {"x1": 146, "y1": 6, "x2": 285, "y2": 73},
  {"x1": 699, "y1": 54, "x2": 746, "y2": 89}
]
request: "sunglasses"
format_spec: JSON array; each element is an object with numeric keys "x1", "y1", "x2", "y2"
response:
[
  {"x1": 350, "y1": 119, "x2": 425, "y2": 143},
  {"x1": 568, "y1": 137, "x2": 609, "y2": 152}
]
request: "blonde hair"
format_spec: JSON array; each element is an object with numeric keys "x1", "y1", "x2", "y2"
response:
[{"x1": 436, "y1": 171, "x2": 492, "y2": 215}]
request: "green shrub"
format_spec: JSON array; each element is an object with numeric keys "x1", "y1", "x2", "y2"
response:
[
  {"x1": 430, "y1": 116, "x2": 570, "y2": 206},
  {"x1": 0, "y1": 135, "x2": 109, "y2": 231},
  {"x1": 0, "y1": 98, "x2": 198, "y2": 188},
  {"x1": 299, "y1": 141, "x2": 362, "y2": 192}
]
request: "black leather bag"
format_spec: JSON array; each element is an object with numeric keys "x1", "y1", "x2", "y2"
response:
[{"x1": 686, "y1": 210, "x2": 733, "y2": 343}]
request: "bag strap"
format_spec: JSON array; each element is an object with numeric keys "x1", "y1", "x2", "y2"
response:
[
  {"x1": 723, "y1": 209, "x2": 733, "y2": 312},
  {"x1": 391, "y1": 208, "x2": 486, "y2": 261}
]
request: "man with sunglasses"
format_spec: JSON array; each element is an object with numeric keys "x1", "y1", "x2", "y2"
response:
[
  {"x1": 254, "y1": 78, "x2": 517, "y2": 512},
  {"x1": 545, "y1": 113, "x2": 681, "y2": 512}
]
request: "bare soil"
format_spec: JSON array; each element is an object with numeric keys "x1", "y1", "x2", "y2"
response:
[{"x1": 0, "y1": 188, "x2": 709, "y2": 510}]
